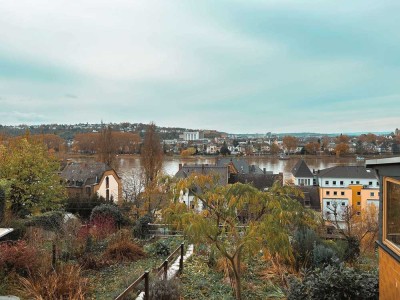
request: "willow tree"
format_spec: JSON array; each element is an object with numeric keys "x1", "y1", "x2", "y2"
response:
[
  {"x1": 0, "y1": 138, "x2": 66, "y2": 217},
  {"x1": 164, "y1": 174, "x2": 313, "y2": 300}
]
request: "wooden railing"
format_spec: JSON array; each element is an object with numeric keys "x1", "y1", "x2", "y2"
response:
[{"x1": 114, "y1": 242, "x2": 185, "y2": 300}]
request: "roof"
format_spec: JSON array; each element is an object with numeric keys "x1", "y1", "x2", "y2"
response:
[
  {"x1": 366, "y1": 156, "x2": 400, "y2": 166},
  {"x1": 175, "y1": 164, "x2": 229, "y2": 185},
  {"x1": 317, "y1": 166, "x2": 377, "y2": 179},
  {"x1": 216, "y1": 158, "x2": 264, "y2": 174},
  {"x1": 60, "y1": 162, "x2": 114, "y2": 186},
  {"x1": 292, "y1": 160, "x2": 313, "y2": 178}
]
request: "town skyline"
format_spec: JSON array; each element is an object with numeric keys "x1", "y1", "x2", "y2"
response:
[{"x1": 0, "y1": 121, "x2": 395, "y2": 137}]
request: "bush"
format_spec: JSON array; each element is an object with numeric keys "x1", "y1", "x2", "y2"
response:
[
  {"x1": 312, "y1": 244, "x2": 337, "y2": 268},
  {"x1": 0, "y1": 241, "x2": 39, "y2": 276},
  {"x1": 78, "y1": 254, "x2": 109, "y2": 270},
  {"x1": 90, "y1": 204, "x2": 123, "y2": 226},
  {"x1": 19, "y1": 264, "x2": 90, "y2": 300},
  {"x1": 287, "y1": 264, "x2": 378, "y2": 300},
  {"x1": 133, "y1": 215, "x2": 153, "y2": 239},
  {"x1": 292, "y1": 228, "x2": 319, "y2": 270},
  {"x1": 103, "y1": 239, "x2": 146, "y2": 262},
  {"x1": 344, "y1": 237, "x2": 360, "y2": 263},
  {"x1": 65, "y1": 194, "x2": 108, "y2": 220},
  {"x1": 25, "y1": 211, "x2": 64, "y2": 231},
  {"x1": 150, "y1": 279, "x2": 180, "y2": 300},
  {"x1": 147, "y1": 240, "x2": 171, "y2": 257}
]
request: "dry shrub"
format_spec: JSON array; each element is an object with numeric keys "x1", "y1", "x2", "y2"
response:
[
  {"x1": 260, "y1": 253, "x2": 294, "y2": 287},
  {"x1": 19, "y1": 264, "x2": 90, "y2": 300},
  {"x1": 103, "y1": 239, "x2": 146, "y2": 262},
  {"x1": 78, "y1": 255, "x2": 110, "y2": 270},
  {"x1": 91, "y1": 215, "x2": 117, "y2": 239},
  {"x1": 0, "y1": 241, "x2": 39, "y2": 276}
]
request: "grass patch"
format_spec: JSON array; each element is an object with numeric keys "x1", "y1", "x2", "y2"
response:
[{"x1": 180, "y1": 252, "x2": 286, "y2": 300}]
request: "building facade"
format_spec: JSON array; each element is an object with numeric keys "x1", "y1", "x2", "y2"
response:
[
  {"x1": 367, "y1": 157, "x2": 400, "y2": 299},
  {"x1": 60, "y1": 162, "x2": 122, "y2": 203}
]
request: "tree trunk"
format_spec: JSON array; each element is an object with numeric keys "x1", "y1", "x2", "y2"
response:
[{"x1": 229, "y1": 251, "x2": 242, "y2": 300}]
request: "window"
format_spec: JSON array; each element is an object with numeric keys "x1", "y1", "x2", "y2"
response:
[
  {"x1": 334, "y1": 191, "x2": 337, "y2": 196},
  {"x1": 106, "y1": 189, "x2": 110, "y2": 201},
  {"x1": 326, "y1": 191, "x2": 330, "y2": 195},
  {"x1": 357, "y1": 192, "x2": 361, "y2": 196},
  {"x1": 106, "y1": 176, "x2": 109, "y2": 189},
  {"x1": 325, "y1": 180, "x2": 329, "y2": 185},
  {"x1": 327, "y1": 201, "x2": 331, "y2": 206},
  {"x1": 383, "y1": 177, "x2": 400, "y2": 254},
  {"x1": 86, "y1": 187, "x2": 91, "y2": 196},
  {"x1": 369, "y1": 181, "x2": 373, "y2": 186},
  {"x1": 357, "y1": 201, "x2": 361, "y2": 206},
  {"x1": 341, "y1": 191, "x2": 345, "y2": 196},
  {"x1": 377, "y1": 182, "x2": 380, "y2": 186},
  {"x1": 357, "y1": 212, "x2": 361, "y2": 216},
  {"x1": 351, "y1": 181, "x2": 354, "y2": 184},
  {"x1": 333, "y1": 181, "x2": 337, "y2": 185},
  {"x1": 340, "y1": 181, "x2": 344, "y2": 185},
  {"x1": 356, "y1": 181, "x2": 360, "y2": 184},
  {"x1": 370, "y1": 192, "x2": 375, "y2": 197},
  {"x1": 341, "y1": 202, "x2": 345, "y2": 206}
]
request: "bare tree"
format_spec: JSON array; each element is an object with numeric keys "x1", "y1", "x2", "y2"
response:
[
  {"x1": 325, "y1": 202, "x2": 378, "y2": 260},
  {"x1": 140, "y1": 123, "x2": 163, "y2": 186},
  {"x1": 122, "y1": 170, "x2": 145, "y2": 203}
]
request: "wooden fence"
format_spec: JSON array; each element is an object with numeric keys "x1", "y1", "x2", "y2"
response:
[{"x1": 114, "y1": 242, "x2": 185, "y2": 300}]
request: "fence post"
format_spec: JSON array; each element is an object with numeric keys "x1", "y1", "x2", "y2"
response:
[
  {"x1": 163, "y1": 259, "x2": 168, "y2": 280},
  {"x1": 52, "y1": 243, "x2": 56, "y2": 268},
  {"x1": 179, "y1": 242, "x2": 184, "y2": 273},
  {"x1": 144, "y1": 271, "x2": 149, "y2": 300}
]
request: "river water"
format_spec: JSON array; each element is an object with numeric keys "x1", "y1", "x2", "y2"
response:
[{"x1": 112, "y1": 155, "x2": 366, "y2": 182}]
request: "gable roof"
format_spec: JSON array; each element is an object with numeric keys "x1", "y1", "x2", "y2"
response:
[
  {"x1": 317, "y1": 166, "x2": 377, "y2": 179},
  {"x1": 292, "y1": 160, "x2": 313, "y2": 178},
  {"x1": 60, "y1": 162, "x2": 114, "y2": 186},
  {"x1": 175, "y1": 164, "x2": 229, "y2": 185},
  {"x1": 216, "y1": 158, "x2": 264, "y2": 175}
]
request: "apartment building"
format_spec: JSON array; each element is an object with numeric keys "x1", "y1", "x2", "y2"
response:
[{"x1": 317, "y1": 166, "x2": 379, "y2": 224}]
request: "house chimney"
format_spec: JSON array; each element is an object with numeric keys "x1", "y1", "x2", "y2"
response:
[
  {"x1": 263, "y1": 168, "x2": 266, "y2": 174},
  {"x1": 179, "y1": 163, "x2": 182, "y2": 171}
]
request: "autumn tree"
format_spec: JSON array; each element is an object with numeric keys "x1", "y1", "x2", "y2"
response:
[
  {"x1": 31, "y1": 134, "x2": 66, "y2": 153},
  {"x1": 283, "y1": 136, "x2": 299, "y2": 154},
  {"x1": 270, "y1": 143, "x2": 280, "y2": 154},
  {"x1": 0, "y1": 138, "x2": 66, "y2": 217},
  {"x1": 97, "y1": 126, "x2": 115, "y2": 167},
  {"x1": 334, "y1": 143, "x2": 350, "y2": 157},
  {"x1": 305, "y1": 142, "x2": 320, "y2": 155},
  {"x1": 181, "y1": 147, "x2": 196, "y2": 157},
  {"x1": 164, "y1": 174, "x2": 313, "y2": 300},
  {"x1": 73, "y1": 132, "x2": 99, "y2": 153},
  {"x1": 140, "y1": 123, "x2": 163, "y2": 186}
]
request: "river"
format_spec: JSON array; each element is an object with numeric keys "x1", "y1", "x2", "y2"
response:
[{"x1": 111, "y1": 155, "x2": 367, "y2": 182}]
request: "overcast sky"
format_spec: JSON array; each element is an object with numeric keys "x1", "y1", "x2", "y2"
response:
[{"x1": 0, "y1": 0, "x2": 399, "y2": 133}]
